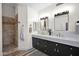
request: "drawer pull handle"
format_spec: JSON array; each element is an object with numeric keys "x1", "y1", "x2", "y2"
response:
[
  {"x1": 57, "y1": 49, "x2": 59, "y2": 52},
  {"x1": 45, "y1": 45, "x2": 47, "y2": 47},
  {"x1": 56, "y1": 44, "x2": 58, "y2": 46},
  {"x1": 54, "y1": 48, "x2": 56, "y2": 51},
  {"x1": 70, "y1": 48, "x2": 72, "y2": 50},
  {"x1": 37, "y1": 43, "x2": 39, "y2": 45}
]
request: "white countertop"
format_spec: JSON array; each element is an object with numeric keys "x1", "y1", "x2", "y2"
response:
[{"x1": 32, "y1": 34, "x2": 79, "y2": 48}]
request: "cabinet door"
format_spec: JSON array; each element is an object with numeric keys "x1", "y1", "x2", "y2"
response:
[
  {"x1": 45, "y1": 41, "x2": 57, "y2": 56},
  {"x1": 36, "y1": 38, "x2": 40, "y2": 49},
  {"x1": 71, "y1": 46, "x2": 79, "y2": 56},
  {"x1": 38, "y1": 39, "x2": 46, "y2": 52},
  {"x1": 32, "y1": 37, "x2": 40, "y2": 49},
  {"x1": 42, "y1": 40, "x2": 49, "y2": 55},
  {"x1": 32, "y1": 37, "x2": 37, "y2": 48},
  {"x1": 57, "y1": 43, "x2": 71, "y2": 56}
]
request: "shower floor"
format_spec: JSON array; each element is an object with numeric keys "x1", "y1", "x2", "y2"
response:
[
  {"x1": 3, "y1": 44, "x2": 17, "y2": 56},
  {"x1": 4, "y1": 48, "x2": 35, "y2": 56}
]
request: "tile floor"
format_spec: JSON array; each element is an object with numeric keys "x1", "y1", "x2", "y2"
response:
[
  {"x1": 3, "y1": 48, "x2": 47, "y2": 56},
  {"x1": 26, "y1": 49, "x2": 47, "y2": 56}
]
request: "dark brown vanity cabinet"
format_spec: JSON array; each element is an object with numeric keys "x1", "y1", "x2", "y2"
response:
[{"x1": 32, "y1": 37, "x2": 79, "y2": 56}]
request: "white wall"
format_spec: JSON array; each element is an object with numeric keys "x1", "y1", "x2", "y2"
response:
[
  {"x1": 15, "y1": 4, "x2": 18, "y2": 15},
  {"x1": 39, "y1": 3, "x2": 79, "y2": 32},
  {"x1": 18, "y1": 4, "x2": 38, "y2": 50},
  {"x1": 27, "y1": 6, "x2": 38, "y2": 49},
  {"x1": 2, "y1": 3, "x2": 15, "y2": 17},
  {"x1": 18, "y1": 4, "x2": 28, "y2": 50},
  {"x1": 0, "y1": 3, "x2": 2, "y2": 56}
]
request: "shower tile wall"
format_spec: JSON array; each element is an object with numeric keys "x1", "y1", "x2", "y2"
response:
[{"x1": 3, "y1": 16, "x2": 16, "y2": 46}]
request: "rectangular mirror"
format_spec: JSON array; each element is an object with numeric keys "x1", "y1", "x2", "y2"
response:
[
  {"x1": 54, "y1": 11, "x2": 69, "y2": 31},
  {"x1": 40, "y1": 17, "x2": 49, "y2": 31}
]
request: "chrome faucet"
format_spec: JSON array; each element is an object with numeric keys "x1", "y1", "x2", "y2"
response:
[
  {"x1": 59, "y1": 33, "x2": 61, "y2": 37},
  {"x1": 56, "y1": 33, "x2": 61, "y2": 37}
]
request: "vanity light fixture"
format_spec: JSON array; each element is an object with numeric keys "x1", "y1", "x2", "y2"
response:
[
  {"x1": 54, "y1": 11, "x2": 69, "y2": 17},
  {"x1": 56, "y1": 3, "x2": 64, "y2": 6}
]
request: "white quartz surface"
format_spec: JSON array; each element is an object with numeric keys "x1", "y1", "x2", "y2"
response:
[{"x1": 32, "y1": 34, "x2": 79, "y2": 48}]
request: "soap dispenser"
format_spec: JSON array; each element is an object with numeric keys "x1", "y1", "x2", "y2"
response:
[{"x1": 48, "y1": 29, "x2": 51, "y2": 35}]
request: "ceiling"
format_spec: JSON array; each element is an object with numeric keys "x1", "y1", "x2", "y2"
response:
[
  {"x1": 2, "y1": 3, "x2": 56, "y2": 12},
  {"x1": 27, "y1": 3, "x2": 56, "y2": 11},
  {"x1": 2, "y1": 3, "x2": 17, "y2": 8}
]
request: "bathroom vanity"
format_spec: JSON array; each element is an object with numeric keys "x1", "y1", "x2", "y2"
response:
[{"x1": 32, "y1": 34, "x2": 79, "y2": 56}]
